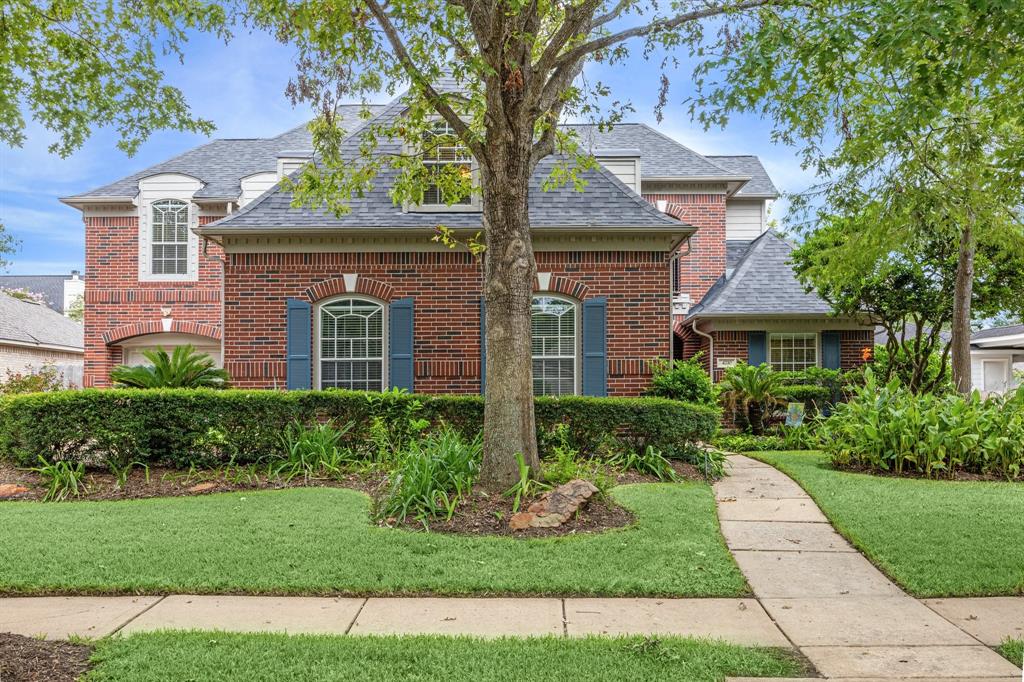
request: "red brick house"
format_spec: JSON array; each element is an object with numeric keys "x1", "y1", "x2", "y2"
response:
[{"x1": 62, "y1": 93, "x2": 871, "y2": 394}]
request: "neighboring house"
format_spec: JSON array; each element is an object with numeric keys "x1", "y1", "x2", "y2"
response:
[
  {"x1": 60, "y1": 88, "x2": 873, "y2": 393},
  {"x1": 0, "y1": 291, "x2": 84, "y2": 386},
  {"x1": 0, "y1": 270, "x2": 85, "y2": 316},
  {"x1": 970, "y1": 325, "x2": 1024, "y2": 396}
]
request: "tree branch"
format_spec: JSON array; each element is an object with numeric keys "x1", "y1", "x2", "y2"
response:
[
  {"x1": 554, "y1": 0, "x2": 777, "y2": 68},
  {"x1": 362, "y1": 0, "x2": 486, "y2": 161}
]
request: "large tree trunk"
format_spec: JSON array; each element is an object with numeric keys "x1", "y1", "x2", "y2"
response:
[
  {"x1": 951, "y1": 219, "x2": 975, "y2": 395},
  {"x1": 477, "y1": 133, "x2": 541, "y2": 491}
]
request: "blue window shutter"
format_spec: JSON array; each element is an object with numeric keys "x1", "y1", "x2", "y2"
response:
[
  {"x1": 748, "y1": 331, "x2": 767, "y2": 366},
  {"x1": 285, "y1": 298, "x2": 312, "y2": 390},
  {"x1": 479, "y1": 297, "x2": 486, "y2": 395},
  {"x1": 389, "y1": 297, "x2": 414, "y2": 391},
  {"x1": 821, "y1": 331, "x2": 841, "y2": 369},
  {"x1": 582, "y1": 297, "x2": 608, "y2": 397}
]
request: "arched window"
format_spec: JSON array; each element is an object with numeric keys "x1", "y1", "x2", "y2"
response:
[
  {"x1": 532, "y1": 295, "x2": 578, "y2": 396},
  {"x1": 318, "y1": 297, "x2": 386, "y2": 391},
  {"x1": 150, "y1": 199, "x2": 189, "y2": 275}
]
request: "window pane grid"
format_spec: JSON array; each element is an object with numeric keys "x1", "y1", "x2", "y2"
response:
[
  {"x1": 151, "y1": 199, "x2": 189, "y2": 275},
  {"x1": 532, "y1": 296, "x2": 576, "y2": 396},
  {"x1": 769, "y1": 333, "x2": 818, "y2": 372},
  {"x1": 319, "y1": 299, "x2": 385, "y2": 391},
  {"x1": 422, "y1": 121, "x2": 472, "y2": 206}
]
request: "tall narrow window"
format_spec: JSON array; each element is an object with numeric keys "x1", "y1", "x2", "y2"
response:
[
  {"x1": 150, "y1": 199, "x2": 189, "y2": 275},
  {"x1": 319, "y1": 298, "x2": 385, "y2": 391},
  {"x1": 422, "y1": 121, "x2": 473, "y2": 206},
  {"x1": 769, "y1": 333, "x2": 818, "y2": 372},
  {"x1": 532, "y1": 296, "x2": 577, "y2": 396}
]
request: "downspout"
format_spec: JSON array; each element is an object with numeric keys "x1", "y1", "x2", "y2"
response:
[{"x1": 692, "y1": 319, "x2": 715, "y2": 382}]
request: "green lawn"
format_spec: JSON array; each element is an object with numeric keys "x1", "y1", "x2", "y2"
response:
[
  {"x1": 1000, "y1": 638, "x2": 1023, "y2": 667},
  {"x1": 750, "y1": 451, "x2": 1024, "y2": 597},
  {"x1": 85, "y1": 632, "x2": 805, "y2": 681},
  {"x1": 0, "y1": 483, "x2": 747, "y2": 596}
]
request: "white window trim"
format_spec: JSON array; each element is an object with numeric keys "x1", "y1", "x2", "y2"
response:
[
  {"x1": 137, "y1": 173, "x2": 202, "y2": 282},
  {"x1": 531, "y1": 294, "x2": 581, "y2": 396},
  {"x1": 405, "y1": 119, "x2": 481, "y2": 213},
  {"x1": 768, "y1": 332, "x2": 820, "y2": 372},
  {"x1": 314, "y1": 295, "x2": 389, "y2": 391}
]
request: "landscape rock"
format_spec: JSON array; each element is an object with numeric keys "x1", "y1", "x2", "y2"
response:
[
  {"x1": 509, "y1": 479, "x2": 599, "y2": 530},
  {"x1": 0, "y1": 483, "x2": 30, "y2": 498},
  {"x1": 188, "y1": 482, "x2": 218, "y2": 493}
]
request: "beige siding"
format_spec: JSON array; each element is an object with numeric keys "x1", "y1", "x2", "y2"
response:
[
  {"x1": 0, "y1": 343, "x2": 83, "y2": 386},
  {"x1": 726, "y1": 199, "x2": 766, "y2": 240},
  {"x1": 240, "y1": 172, "x2": 279, "y2": 206},
  {"x1": 596, "y1": 157, "x2": 639, "y2": 192}
]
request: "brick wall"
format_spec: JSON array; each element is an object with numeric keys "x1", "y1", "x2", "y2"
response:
[
  {"x1": 840, "y1": 329, "x2": 874, "y2": 370},
  {"x1": 643, "y1": 193, "x2": 726, "y2": 303},
  {"x1": 223, "y1": 250, "x2": 670, "y2": 396},
  {"x1": 0, "y1": 343, "x2": 83, "y2": 381},
  {"x1": 83, "y1": 213, "x2": 223, "y2": 387}
]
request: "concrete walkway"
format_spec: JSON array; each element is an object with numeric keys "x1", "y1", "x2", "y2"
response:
[{"x1": 716, "y1": 454, "x2": 1023, "y2": 681}]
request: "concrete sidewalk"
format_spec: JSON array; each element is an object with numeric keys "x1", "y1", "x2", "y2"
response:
[
  {"x1": 0, "y1": 594, "x2": 790, "y2": 646},
  {"x1": 715, "y1": 454, "x2": 1023, "y2": 680}
]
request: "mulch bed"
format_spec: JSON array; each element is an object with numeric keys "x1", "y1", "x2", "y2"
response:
[
  {"x1": 0, "y1": 633, "x2": 92, "y2": 682},
  {"x1": 832, "y1": 462, "x2": 1010, "y2": 482},
  {"x1": 389, "y1": 488, "x2": 636, "y2": 538},
  {"x1": 0, "y1": 461, "x2": 384, "y2": 503}
]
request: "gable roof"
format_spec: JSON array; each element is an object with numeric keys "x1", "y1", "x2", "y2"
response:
[
  {"x1": 0, "y1": 292, "x2": 83, "y2": 351},
  {"x1": 202, "y1": 92, "x2": 687, "y2": 233},
  {"x1": 706, "y1": 156, "x2": 779, "y2": 198},
  {"x1": 687, "y1": 230, "x2": 833, "y2": 318},
  {"x1": 0, "y1": 274, "x2": 77, "y2": 313},
  {"x1": 62, "y1": 105, "x2": 383, "y2": 203},
  {"x1": 561, "y1": 123, "x2": 744, "y2": 180},
  {"x1": 972, "y1": 324, "x2": 1024, "y2": 349}
]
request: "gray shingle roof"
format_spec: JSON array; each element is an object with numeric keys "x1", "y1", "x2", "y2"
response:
[
  {"x1": 688, "y1": 230, "x2": 833, "y2": 317},
  {"x1": 725, "y1": 240, "x2": 752, "y2": 271},
  {"x1": 972, "y1": 324, "x2": 1024, "y2": 343},
  {"x1": 64, "y1": 105, "x2": 383, "y2": 201},
  {"x1": 706, "y1": 155, "x2": 779, "y2": 198},
  {"x1": 0, "y1": 274, "x2": 77, "y2": 313},
  {"x1": 205, "y1": 93, "x2": 685, "y2": 232},
  {"x1": 0, "y1": 292, "x2": 84, "y2": 350},
  {"x1": 561, "y1": 123, "x2": 743, "y2": 180}
]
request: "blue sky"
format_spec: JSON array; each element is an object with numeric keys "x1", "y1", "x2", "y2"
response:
[{"x1": 0, "y1": 28, "x2": 813, "y2": 275}]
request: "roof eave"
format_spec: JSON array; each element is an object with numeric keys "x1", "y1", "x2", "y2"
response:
[
  {"x1": 60, "y1": 195, "x2": 136, "y2": 208},
  {"x1": 641, "y1": 175, "x2": 750, "y2": 183},
  {"x1": 0, "y1": 337, "x2": 84, "y2": 354},
  {"x1": 196, "y1": 223, "x2": 695, "y2": 237}
]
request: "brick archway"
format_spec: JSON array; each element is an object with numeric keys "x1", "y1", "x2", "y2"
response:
[
  {"x1": 103, "y1": 320, "x2": 222, "y2": 345},
  {"x1": 535, "y1": 273, "x2": 590, "y2": 300},
  {"x1": 304, "y1": 275, "x2": 395, "y2": 303}
]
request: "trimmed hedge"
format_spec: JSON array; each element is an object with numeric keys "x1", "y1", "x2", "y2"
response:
[{"x1": 0, "y1": 389, "x2": 720, "y2": 467}]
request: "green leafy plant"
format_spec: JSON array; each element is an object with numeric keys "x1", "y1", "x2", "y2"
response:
[
  {"x1": 646, "y1": 355, "x2": 716, "y2": 406},
  {"x1": 819, "y1": 369, "x2": 1024, "y2": 479},
  {"x1": 717, "y1": 363, "x2": 787, "y2": 435},
  {"x1": 29, "y1": 456, "x2": 87, "y2": 501},
  {"x1": 0, "y1": 364, "x2": 64, "y2": 395},
  {"x1": 110, "y1": 345, "x2": 230, "y2": 389},
  {"x1": 608, "y1": 446, "x2": 678, "y2": 482},
  {"x1": 505, "y1": 452, "x2": 552, "y2": 514},
  {"x1": 376, "y1": 426, "x2": 482, "y2": 525},
  {"x1": 107, "y1": 456, "x2": 149, "y2": 490},
  {"x1": 271, "y1": 420, "x2": 355, "y2": 482}
]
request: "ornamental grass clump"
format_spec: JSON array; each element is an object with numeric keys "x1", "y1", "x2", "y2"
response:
[
  {"x1": 376, "y1": 426, "x2": 482, "y2": 525},
  {"x1": 819, "y1": 370, "x2": 1024, "y2": 480}
]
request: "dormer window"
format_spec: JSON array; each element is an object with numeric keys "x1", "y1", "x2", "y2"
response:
[
  {"x1": 414, "y1": 121, "x2": 478, "y2": 211},
  {"x1": 150, "y1": 199, "x2": 189, "y2": 275}
]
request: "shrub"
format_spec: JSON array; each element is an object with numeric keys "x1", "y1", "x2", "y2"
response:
[
  {"x1": 376, "y1": 426, "x2": 482, "y2": 524},
  {"x1": 717, "y1": 363, "x2": 786, "y2": 435},
  {"x1": 0, "y1": 389, "x2": 719, "y2": 468},
  {"x1": 646, "y1": 356, "x2": 716, "y2": 405},
  {"x1": 819, "y1": 371, "x2": 1024, "y2": 479},
  {"x1": 110, "y1": 346, "x2": 230, "y2": 389},
  {"x1": 0, "y1": 364, "x2": 65, "y2": 395},
  {"x1": 713, "y1": 433, "x2": 786, "y2": 452}
]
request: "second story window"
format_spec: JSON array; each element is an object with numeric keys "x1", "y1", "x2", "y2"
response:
[
  {"x1": 150, "y1": 199, "x2": 189, "y2": 275},
  {"x1": 421, "y1": 121, "x2": 473, "y2": 207}
]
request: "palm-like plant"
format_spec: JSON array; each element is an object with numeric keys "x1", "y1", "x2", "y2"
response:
[
  {"x1": 110, "y1": 345, "x2": 230, "y2": 389},
  {"x1": 718, "y1": 363, "x2": 786, "y2": 435}
]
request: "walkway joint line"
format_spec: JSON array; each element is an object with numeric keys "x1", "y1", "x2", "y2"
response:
[
  {"x1": 109, "y1": 594, "x2": 166, "y2": 636},
  {"x1": 344, "y1": 597, "x2": 369, "y2": 635}
]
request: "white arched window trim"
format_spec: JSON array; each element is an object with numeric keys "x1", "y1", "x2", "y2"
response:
[
  {"x1": 531, "y1": 294, "x2": 580, "y2": 396},
  {"x1": 314, "y1": 295, "x2": 389, "y2": 391},
  {"x1": 137, "y1": 173, "x2": 201, "y2": 282}
]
